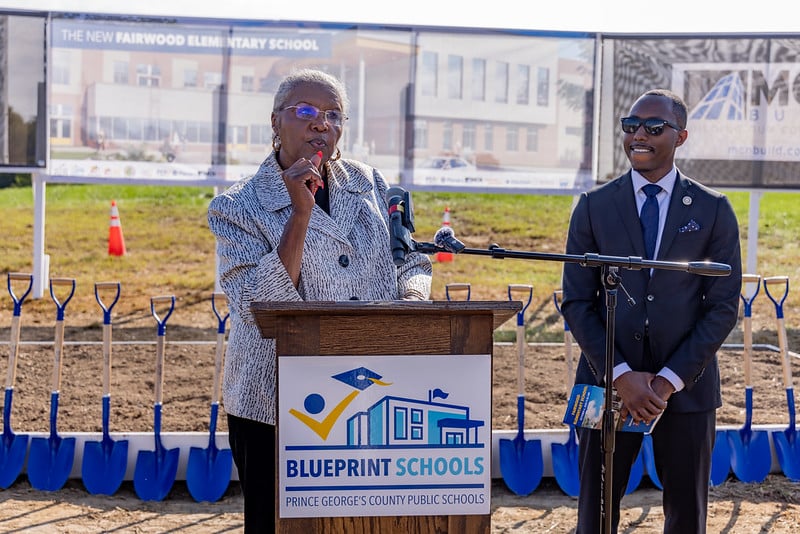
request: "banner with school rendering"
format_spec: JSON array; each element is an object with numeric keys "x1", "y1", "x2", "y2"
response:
[
  {"x1": 43, "y1": 16, "x2": 596, "y2": 192},
  {"x1": 5, "y1": 10, "x2": 800, "y2": 190}
]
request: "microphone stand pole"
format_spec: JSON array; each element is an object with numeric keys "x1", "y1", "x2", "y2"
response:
[
  {"x1": 600, "y1": 265, "x2": 620, "y2": 534},
  {"x1": 415, "y1": 240, "x2": 730, "y2": 532}
]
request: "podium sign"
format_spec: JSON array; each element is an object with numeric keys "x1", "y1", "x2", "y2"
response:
[
  {"x1": 252, "y1": 300, "x2": 520, "y2": 534},
  {"x1": 278, "y1": 354, "x2": 491, "y2": 518}
]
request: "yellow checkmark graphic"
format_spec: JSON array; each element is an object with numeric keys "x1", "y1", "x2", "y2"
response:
[{"x1": 289, "y1": 390, "x2": 361, "y2": 440}]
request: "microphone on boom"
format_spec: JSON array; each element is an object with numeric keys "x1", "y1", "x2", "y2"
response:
[
  {"x1": 434, "y1": 226, "x2": 466, "y2": 254},
  {"x1": 686, "y1": 261, "x2": 732, "y2": 276}
]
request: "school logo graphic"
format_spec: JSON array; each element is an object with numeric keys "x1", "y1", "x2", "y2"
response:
[
  {"x1": 289, "y1": 367, "x2": 392, "y2": 440},
  {"x1": 287, "y1": 365, "x2": 485, "y2": 448},
  {"x1": 278, "y1": 355, "x2": 492, "y2": 518}
]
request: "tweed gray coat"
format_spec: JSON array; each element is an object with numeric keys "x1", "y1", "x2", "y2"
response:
[{"x1": 207, "y1": 152, "x2": 432, "y2": 425}]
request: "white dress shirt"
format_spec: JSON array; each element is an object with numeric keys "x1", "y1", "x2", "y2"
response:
[{"x1": 613, "y1": 167, "x2": 685, "y2": 393}]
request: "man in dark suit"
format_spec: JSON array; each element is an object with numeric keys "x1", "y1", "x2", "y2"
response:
[{"x1": 561, "y1": 89, "x2": 742, "y2": 533}]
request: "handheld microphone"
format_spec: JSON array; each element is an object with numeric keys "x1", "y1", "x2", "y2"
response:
[
  {"x1": 434, "y1": 226, "x2": 466, "y2": 253},
  {"x1": 386, "y1": 187, "x2": 415, "y2": 266}
]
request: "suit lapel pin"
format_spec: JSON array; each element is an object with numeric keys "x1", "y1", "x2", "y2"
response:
[{"x1": 682, "y1": 195, "x2": 692, "y2": 206}]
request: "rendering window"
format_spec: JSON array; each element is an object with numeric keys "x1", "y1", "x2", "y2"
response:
[
  {"x1": 447, "y1": 54, "x2": 463, "y2": 99},
  {"x1": 421, "y1": 50, "x2": 438, "y2": 97}
]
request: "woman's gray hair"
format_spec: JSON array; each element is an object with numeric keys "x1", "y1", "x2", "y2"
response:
[{"x1": 272, "y1": 69, "x2": 349, "y2": 114}]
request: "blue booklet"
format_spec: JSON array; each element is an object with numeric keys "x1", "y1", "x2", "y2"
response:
[{"x1": 563, "y1": 383, "x2": 660, "y2": 433}]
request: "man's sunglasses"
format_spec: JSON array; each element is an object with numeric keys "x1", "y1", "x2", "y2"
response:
[
  {"x1": 620, "y1": 116, "x2": 682, "y2": 136},
  {"x1": 283, "y1": 104, "x2": 347, "y2": 127}
]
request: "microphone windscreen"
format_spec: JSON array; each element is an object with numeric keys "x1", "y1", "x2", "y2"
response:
[
  {"x1": 434, "y1": 226, "x2": 455, "y2": 246},
  {"x1": 434, "y1": 226, "x2": 465, "y2": 253},
  {"x1": 386, "y1": 186, "x2": 406, "y2": 203}
]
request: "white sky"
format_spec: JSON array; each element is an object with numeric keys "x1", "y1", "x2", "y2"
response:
[{"x1": 1, "y1": 0, "x2": 800, "y2": 35}]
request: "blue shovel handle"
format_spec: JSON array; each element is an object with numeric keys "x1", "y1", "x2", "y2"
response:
[
  {"x1": 151, "y1": 295, "x2": 175, "y2": 336},
  {"x1": 101, "y1": 395, "x2": 113, "y2": 441},
  {"x1": 95, "y1": 282, "x2": 121, "y2": 325},
  {"x1": 740, "y1": 274, "x2": 761, "y2": 390},
  {"x1": 764, "y1": 277, "x2": 796, "y2": 433},
  {"x1": 96, "y1": 282, "x2": 121, "y2": 398},
  {"x1": 49, "y1": 278, "x2": 76, "y2": 321},
  {"x1": 49, "y1": 278, "x2": 76, "y2": 395},
  {"x1": 554, "y1": 289, "x2": 576, "y2": 395},
  {"x1": 553, "y1": 289, "x2": 570, "y2": 332},
  {"x1": 740, "y1": 274, "x2": 761, "y2": 318},
  {"x1": 211, "y1": 292, "x2": 230, "y2": 334},
  {"x1": 6, "y1": 273, "x2": 33, "y2": 391},
  {"x1": 208, "y1": 403, "x2": 221, "y2": 450},
  {"x1": 48, "y1": 391, "x2": 62, "y2": 440},
  {"x1": 148, "y1": 295, "x2": 175, "y2": 496},
  {"x1": 7, "y1": 273, "x2": 33, "y2": 317},
  {"x1": 786, "y1": 388, "x2": 797, "y2": 439},
  {"x1": 151, "y1": 296, "x2": 175, "y2": 406},
  {"x1": 445, "y1": 283, "x2": 471, "y2": 301},
  {"x1": 153, "y1": 403, "x2": 165, "y2": 445},
  {"x1": 508, "y1": 284, "x2": 533, "y2": 326},
  {"x1": 3, "y1": 389, "x2": 15, "y2": 434},
  {"x1": 508, "y1": 285, "x2": 533, "y2": 399},
  {"x1": 763, "y1": 276, "x2": 789, "y2": 319},
  {"x1": 744, "y1": 387, "x2": 755, "y2": 430},
  {"x1": 516, "y1": 395, "x2": 525, "y2": 432},
  {"x1": 787, "y1": 389, "x2": 797, "y2": 435},
  {"x1": 211, "y1": 293, "x2": 229, "y2": 406}
]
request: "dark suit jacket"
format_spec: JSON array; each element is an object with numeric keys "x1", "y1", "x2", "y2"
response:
[{"x1": 561, "y1": 170, "x2": 742, "y2": 413}]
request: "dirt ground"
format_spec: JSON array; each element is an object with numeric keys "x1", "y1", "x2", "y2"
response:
[{"x1": 1, "y1": 304, "x2": 800, "y2": 532}]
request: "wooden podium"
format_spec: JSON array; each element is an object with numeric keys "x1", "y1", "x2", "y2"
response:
[{"x1": 252, "y1": 300, "x2": 521, "y2": 534}]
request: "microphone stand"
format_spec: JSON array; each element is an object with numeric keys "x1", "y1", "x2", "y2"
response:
[
  {"x1": 415, "y1": 241, "x2": 731, "y2": 277},
  {"x1": 415, "y1": 239, "x2": 730, "y2": 533}
]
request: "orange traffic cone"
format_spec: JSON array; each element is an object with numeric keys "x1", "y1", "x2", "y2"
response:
[
  {"x1": 108, "y1": 200, "x2": 126, "y2": 256},
  {"x1": 435, "y1": 206, "x2": 454, "y2": 263}
]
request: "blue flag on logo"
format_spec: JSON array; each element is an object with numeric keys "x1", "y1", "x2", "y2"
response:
[{"x1": 432, "y1": 388, "x2": 449, "y2": 400}]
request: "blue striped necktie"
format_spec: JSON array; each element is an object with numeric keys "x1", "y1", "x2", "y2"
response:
[{"x1": 640, "y1": 184, "x2": 662, "y2": 260}]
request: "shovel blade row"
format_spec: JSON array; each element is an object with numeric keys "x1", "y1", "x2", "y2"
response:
[
  {"x1": 727, "y1": 429, "x2": 772, "y2": 483},
  {"x1": 186, "y1": 446, "x2": 233, "y2": 503},
  {"x1": 133, "y1": 448, "x2": 180, "y2": 501},
  {"x1": 27, "y1": 436, "x2": 76, "y2": 491},
  {"x1": 641, "y1": 435, "x2": 663, "y2": 490},
  {"x1": 551, "y1": 440, "x2": 580, "y2": 497},
  {"x1": 0, "y1": 433, "x2": 29, "y2": 489},
  {"x1": 626, "y1": 448, "x2": 645, "y2": 494},
  {"x1": 710, "y1": 430, "x2": 732, "y2": 486},
  {"x1": 772, "y1": 430, "x2": 800, "y2": 481},
  {"x1": 81, "y1": 439, "x2": 129, "y2": 495},
  {"x1": 498, "y1": 437, "x2": 542, "y2": 496}
]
